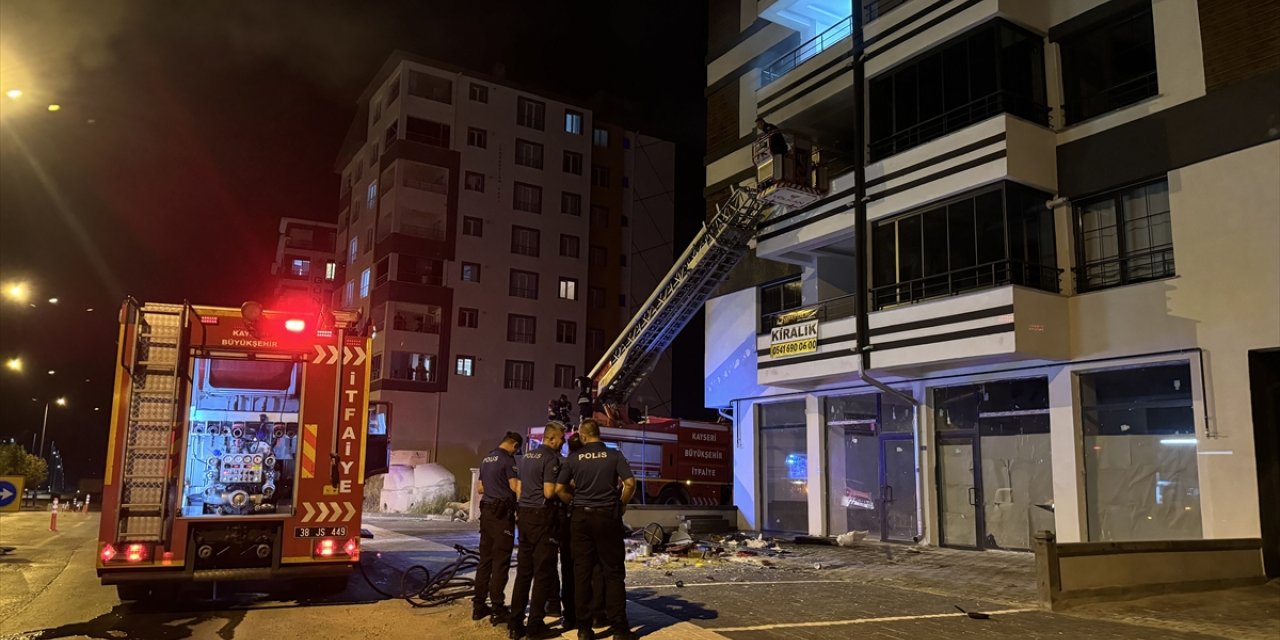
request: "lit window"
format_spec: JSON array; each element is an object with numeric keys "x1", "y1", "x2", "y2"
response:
[
  {"x1": 348, "y1": 238, "x2": 358, "y2": 265},
  {"x1": 558, "y1": 277, "x2": 578, "y2": 301},
  {"x1": 461, "y1": 262, "x2": 481, "y2": 283},
  {"x1": 455, "y1": 356, "x2": 476, "y2": 377},
  {"x1": 324, "y1": 260, "x2": 337, "y2": 281},
  {"x1": 565, "y1": 110, "x2": 583, "y2": 134},
  {"x1": 290, "y1": 258, "x2": 311, "y2": 278},
  {"x1": 367, "y1": 181, "x2": 378, "y2": 210},
  {"x1": 344, "y1": 281, "x2": 355, "y2": 306},
  {"x1": 360, "y1": 268, "x2": 371, "y2": 298}
]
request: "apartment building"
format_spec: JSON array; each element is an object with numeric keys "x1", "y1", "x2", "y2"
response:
[
  {"x1": 703, "y1": 0, "x2": 1279, "y2": 565},
  {"x1": 333, "y1": 53, "x2": 674, "y2": 485},
  {"x1": 269, "y1": 217, "x2": 338, "y2": 308}
]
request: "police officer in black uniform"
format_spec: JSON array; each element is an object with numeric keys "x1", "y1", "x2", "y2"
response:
[
  {"x1": 507, "y1": 422, "x2": 567, "y2": 640},
  {"x1": 555, "y1": 419, "x2": 637, "y2": 640},
  {"x1": 556, "y1": 432, "x2": 607, "y2": 631},
  {"x1": 474, "y1": 432, "x2": 521, "y2": 624}
]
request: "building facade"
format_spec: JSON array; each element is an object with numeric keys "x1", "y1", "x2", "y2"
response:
[
  {"x1": 270, "y1": 217, "x2": 338, "y2": 308},
  {"x1": 704, "y1": 0, "x2": 1279, "y2": 554},
  {"x1": 333, "y1": 53, "x2": 674, "y2": 485}
]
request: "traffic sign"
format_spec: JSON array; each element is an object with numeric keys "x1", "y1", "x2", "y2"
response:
[{"x1": 0, "y1": 476, "x2": 24, "y2": 513}]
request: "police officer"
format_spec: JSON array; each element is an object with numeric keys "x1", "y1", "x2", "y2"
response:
[
  {"x1": 474, "y1": 432, "x2": 521, "y2": 624},
  {"x1": 507, "y1": 421, "x2": 566, "y2": 640},
  {"x1": 556, "y1": 432, "x2": 607, "y2": 631},
  {"x1": 555, "y1": 419, "x2": 637, "y2": 640}
]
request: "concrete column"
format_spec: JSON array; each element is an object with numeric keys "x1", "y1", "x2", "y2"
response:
[
  {"x1": 1049, "y1": 366, "x2": 1087, "y2": 542},
  {"x1": 806, "y1": 393, "x2": 825, "y2": 536},
  {"x1": 915, "y1": 380, "x2": 939, "y2": 546},
  {"x1": 733, "y1": 399, "x2": 760, "y2": 531}
]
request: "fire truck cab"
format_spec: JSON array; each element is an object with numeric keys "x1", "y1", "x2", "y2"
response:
[
  {"x1": 97, "y1": 299, "x2": 373, "y2": 599},
  {"x1": 527, "y1": 418, "x2": 732, "y2": 506}
]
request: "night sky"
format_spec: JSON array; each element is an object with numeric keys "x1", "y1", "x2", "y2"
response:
[{"x1": 0, "y1": 1, "x2": 709, "y2": 484}]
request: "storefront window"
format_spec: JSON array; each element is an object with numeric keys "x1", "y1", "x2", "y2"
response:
[
  {"x1": 759, "y1": 401, "x2": 808, "y2": 533},
  {"x1": 825, "y1": 392, "x2": 917, "y2": 541},
  {"x1": 1082, "y1": 363, "x2": 1202, "y2": 541}
]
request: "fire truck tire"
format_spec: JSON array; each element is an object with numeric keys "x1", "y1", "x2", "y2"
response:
[
  {"x1": 115, "y1": 583, "x2": 153, "y2": 601},
  {"x1": 657, "y1": 486, "x2": 690, "y2": 505}
]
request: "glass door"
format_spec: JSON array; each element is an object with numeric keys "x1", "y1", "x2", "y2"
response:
[
  {"x1": 937, "y1": 437, "x2": 981, "y2": 548},
  {"x1": 880, "y1": 435, "x2": 917, "y2": 541}
]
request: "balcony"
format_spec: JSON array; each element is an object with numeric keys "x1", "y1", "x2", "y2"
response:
[
  {"x1": 755, "y1": 294, "x2": 862, "y2": 388},
  {"x1": 761, "y1": 17, "x2": 852, "y2": 87},
  {"x1": 862, "y1": 0, "x2": 910, "y2": 24},
  {"x1": 871, "y1": 259, "x2": 1061, "y2": 310},
  {"x1": 756, "y1": 16, "x2": 856, "y2": 144},
  {"x1": 869, "y1": 91, "x2": 1049, "y2": 161}
]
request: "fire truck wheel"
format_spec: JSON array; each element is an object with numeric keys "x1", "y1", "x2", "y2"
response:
[
  {"x1": 657, "y1": 486, "x2": 690, "y2": 505},
  {"x1": 116, "y1": 583, "x2": 153, "y2": 601}
]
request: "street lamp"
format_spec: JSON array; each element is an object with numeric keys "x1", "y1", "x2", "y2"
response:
[
  {"x1": 5, "y1": 89, "x2": 21, "y2": 100},
  {"x1": 39, "y1": 397, "x2": 68, "y2": 459},
  {"x1": 3, "y1": 281, "x2": 30, "y2": 303},
  {"x1": 4, "y1": 357, "x2": 21, "y2": 372}
]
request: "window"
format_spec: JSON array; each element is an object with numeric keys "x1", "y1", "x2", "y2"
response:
[
  {"x1": 391, "y1": 304, "x2": 442, "y2": 334},
  {"x1": 467, "y1": 127, "x2": 488, "y2": 148},
  {"x1": 324, "y1": 260, "x2": 336, "y2": 281},
  {"x1": 824, "y1": 392, "x2": 918, "y2": 541},
  {"x1": 507, "y1": 314, "x2": 537, "y2": 344},
  {"x1": 504, "y1": 360, "x2": 534, "y2": 390},
  {"x1": 405, "y1": 116, "x2": 451, "y2": 148},
  {"x1": 371, "y1": 353, "x2": 382, "y2": 380},
  {"x1": 556, "y1": 320, "x2": 577, "y2": 344},
  {"x1": 554, "y1": 364, "x2": 576, "y2": 389},
  {"x1": 1059, "y1": 4, "x2": 1157, "y2": 125},
  {"x1": 462, "y1": 216, "x2": 483, "y2": 237},
  {"x1": 1081, "y1": 363, "x2": 1201, "y2": 541},
  {"x1": 364, "y1": 227, "x2": 374, "y2": 254},
  {"x1": 464, "y1": 171, "x2": 485, "y2": 192},
  {"x1": 348, "y1": 238, "x2": 358, "y2": 265},
  {"x1": 383, "y1": 122, "x2": 398, "y2": 148},
  {"x1": 592, "y1": 127, "x2": 609, "y2": 147},
  {"x1": 289, "y1": 258, "x2": 311, "y2": 278},
  {"x1": 455, "y1": 356, "x2": 476, "y2": 377},
  {"x1": 871, "y1": 182, "x2": 1059, "y2": 309},
  {"x1": 1075, "y1": 178, "x2": 1173, "y2": 292},
  {"x1": 389, "y1": 352, "x2": 436, "y2": 382},
  {"x1": 469, "y1": 83, "x2": 489, "y2": 103},
  {"x1": 589, "y1": 245, "x2": 607, "y2": 267},
  {"x1": 509, "y1": 269, "x2": 539, "y2": 299},
  {"x1": 515, "y1": 139, "x2": 544, "y2": 169},
  {"x1": 563, "y1": 151, "x2": 583, "y2": 175},
  {"x1": 561, "y1": 192, "x2": 582, "y2": 216},
  {"x1": 517, "y1": 97, "x2": 546, "y2": 130},
  {"x1": 343, "y1": 280, "x2": 355, "y2": 307},
  {"x1": 760, "y1": 277, "x2": 802, "y2": 329},
  {"x1": 589, "y1": 287, "x2": 606, "y2": 309},
  {"x1": 458, "y1": 307, "x2": 479, "y2": 328},
  {"x1": 868, "y1": 19, "x2": 1047, "y2": 160},
  {"x1": 587, "y1": 328, "x2": 605, "y2": 351},
  {"x1": 590, "y1": 205, "x2": 609, "y2": 227},
  {"x1": 591, "y1": 165, "x2": 610, "y2": 187},
  {"x1": 558, "y1": 277, "x2": 579, "y2": 301},
  {"x1": 402, "y1": 161, "x2": 449, "y2": 194},
  {"x1": 366, "y1": 182, "x2": 378, "y2": 210},
  {"x1": 395, "y1": 256, "x2": 443, "y2": 286},
  {"x1": 760, "y1": 401, "x2": 809, "y2": 533},
  {"x1": 564, "y1": 110, "x2": 583, "y2": 134},
  {"x1": 559, "y1": 234, "x2": 580, "y2": 258},
  {"x1": 511, "y1": 225, "x2": 541, "y2": 257},
  {"x1": 407, "y1": 71, "x2": 452, "y2": 104},
  {"x1": 368, "y1": 145, "x2": 379, "y2": 168},
  {"x1": 513, "y1": 182, "x2": 542, "y2": 213},
  {"x1": 461, "y1": 262, "x2": 481, "y2": 283}
]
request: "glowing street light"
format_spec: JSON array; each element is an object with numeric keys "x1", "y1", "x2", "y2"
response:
[
  {"x1": 5, "y1": 357, "x2": 21, "y2": 372},
  {"x1": 5, "y1": 89, "x2": 21, "y2": 100},
  {"x1": 3, "y1": 281, "x2": 30, "y2": 303},
  {"x1": 40, "y1": 397, "x2": 68, "y2": 459},
  {"x1": 55, "y1": 397, "x2": 67, "y2": 407},
  {"x1": 47, "y1": 104, "x2": 61, "y2": 112}
]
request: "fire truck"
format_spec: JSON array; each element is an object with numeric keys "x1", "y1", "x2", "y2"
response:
[
  {"x1": 97, "y1": 298, "x2": 376, "y2": 599},
  {"x1": 537, "y1": 131, "x2": 825, "y2": 506}
]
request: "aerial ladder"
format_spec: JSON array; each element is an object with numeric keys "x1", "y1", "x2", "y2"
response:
[{"x1": 573, "y1": 132, "x2": 826, "y2": 425}]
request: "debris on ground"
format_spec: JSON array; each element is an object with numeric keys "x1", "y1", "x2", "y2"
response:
[
  {"x1": 836, "y1": 530, "x2": 868, "y2": 547},
  {"x1": 954, "y1": 605, "x2": 991, "y2": 620}
]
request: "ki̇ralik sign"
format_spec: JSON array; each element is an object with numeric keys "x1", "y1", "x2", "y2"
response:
[{"x1": 769, "y1": 308, "x2": 818, "y2": 358}]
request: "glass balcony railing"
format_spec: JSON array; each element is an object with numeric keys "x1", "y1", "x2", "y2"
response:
[
  {"x1": 761, "y1": 16, "x2": 854, "y2": 87},
  {"x1": 871, "y1": 259, "x2": 1062, "y2": 310}
]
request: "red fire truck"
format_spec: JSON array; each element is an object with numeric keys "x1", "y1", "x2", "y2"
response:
[
  {"x1": 97, "y1": 299, "x2": 374, "y2": 599},
  {"x1": 527, "y1": 418, "x2": 732, "y2": 506}
]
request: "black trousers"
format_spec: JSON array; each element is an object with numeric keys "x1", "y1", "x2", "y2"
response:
[
  {"x1": 474, "y1": 501, "x2": 515, "y2": 608},
  {"x1": 509, "y1": 507, "x2": 558, "y2": 629},
  {"x1": 558, "y1": 514, "x2": 605, "y2": 625},
  {"x1": 570, "y1": 506, "x2": 627, "y2": 630}
]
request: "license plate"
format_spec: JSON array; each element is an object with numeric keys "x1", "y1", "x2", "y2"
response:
[{"x1": 294, "y1": 526, "x2": 347, "y2": 538}]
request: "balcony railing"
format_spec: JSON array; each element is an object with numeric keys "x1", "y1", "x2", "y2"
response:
[
  {"x1": 872, "y1": 259, "x2": 1062, "y2": 310},
  {"x1": 1074, "y1": 244, "x2": 1174, "y2": 293},
  {"x1": 391, "y1": 312, "x2": 441, "y2": 334},
  {"x1": 761, "y1": 16, "x2": 854, "y2": 87},
  {"x1": 401, "y1": 222, "x2": 447, "y2": 241},
  {"x1": 387, "y1": 369, "x2": 435, "y2": 383},
  {"x1": 760, "y1": 293, "x2": 859, "y2": 333},
  {"x1": 863, "y1": 0, "x2": 910, "y2": 24},
  {"x1": 870, "y1": 90, "x2": 1050, "y2": 161},
  {"x1": 505, "y1": 378, "x2": 534, "y2": 390},
  {"x1": 1063, "y1": 70, "x2": 1158, "y2": 125}
]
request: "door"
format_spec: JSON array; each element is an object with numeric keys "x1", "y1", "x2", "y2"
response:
[
  {"x1": 938, "y1": 436, "x2": 981, "y2": 548},
  {"x1": 880, "y1": 435, "x2": 917, "y2": 542}
]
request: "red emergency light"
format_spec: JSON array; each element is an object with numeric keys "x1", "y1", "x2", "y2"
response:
[
  {"x1": 343, "y1": 537, "x2": 359, "y2": 560},
  {"x1": 284, "y1": 319, "x2": 307, "y2": 333},
  {"x1": 101, "y1": 544, "x2": 117, "y2": 563},
  {"x1": 315, "y1": 539, "x2": 338, "y2": 558},
  {"x1": 125, "y1": 543, "x2": 148, "y2": 563}
]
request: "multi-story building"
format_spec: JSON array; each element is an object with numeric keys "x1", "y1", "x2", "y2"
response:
[
  {"x1": 333, "y1": 53, "x2": 674, "y2": 485},
  {"x1": 269, "y1": 217, "x2": 338, "y2": 308},
  {"x1": 703, "y1": 0, "x2": 1279, "y2": 561}
]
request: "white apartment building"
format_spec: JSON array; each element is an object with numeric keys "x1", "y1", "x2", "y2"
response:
[
  {"x1": 703, "y1": 0, "x2": 1279, "y2": 567},
  {"x1": 270, "y1": 217, "x2": 338, "y2": 308},
  {"x1": 334, "y1": 53, "x2": 674, "y2": 485}
]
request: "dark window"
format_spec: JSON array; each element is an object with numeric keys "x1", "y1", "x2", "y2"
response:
[
  {"x1": 559, "y1": 234, "x2": 580, "y2": 258},
  {"x1": 589, "y1": 245, "x2": 607, "y2": 267},
  {"x1": 396, "y1": 256, "x2": 444, "y2": 286},
  {"x1": 587, "y1": 328, "x2": 605, "y2": 350},
  {"x1": 509, "y1": 269, "x2": 539, "y2": 299},
  {"x1": 1059, "y1": 4, "x2": 1157, "y2": 125},
  {"x1": 591, "y1": 165, "x2": 610, "y2": 187},
  {"x1": 511, "y1": 225, "x2": 540, "y2": 257},
  {"x1": 760, "y1": 277, "x2": 803, "y2": 329},
  {"x1": 462, "y1": 216, "x2": 483, "y2": 237},
  {"x1": 589, "y1": 287, "x2": 606, "y2": 309},
  {"x1": 554, "y1": 364, "x2": 576, "y2": 389},
  {"x1": 592, "y1": 128, "x2": 609, "y2": 147},
  {"x1": 467, "y1": 127, "x2": 487, "y2": 148},
  {"x1": 561, "y1": 192, "x2": 582, "y2": 215},
  {"x1": 517, "y1": 97, "x2": 546, "y2": 130},
  {"x1": 407, "y1": 71, "x2": 452, "y2": 104},
  {"x1": 507, "y1": 314, "x2": 536, "y2": 344},
  {"x1": 563, "y1": 151, "x2": 583, "y2": 175},
  {"x1": 504, "y1": 360, "x2": 534, "y2": 390},
  {"x1": 464, "y1": 171, "x2": 485, "y2": 192},
  {"x1": 590, "y1": 205, "x2": 609, "y2": 228},
  {"x1": 515, "y1": 139, "x2": 544, "y2": 169},
  {"x1": 1074, "y1": 178, "x2": 1173, "y2": 292},
  {"x1": 871, "y1": 182, "x2": 1059, "y2": 309},
  {"x1": 469, "y1": 83, "x2": 489, "y2": 103},
  {"x1": 458, "y1": 307, "x2": 479, "y2": 328},
  {"x1": 513, "y1": 182, "x2": 542, "y2": 213},
  {"x1": 406, "y1": 116, "x2": 451, "y2": 148},
  {"x1": 868, "y1": 19, "x2": 1047, "y2": 160},
  {"x1": 556, "y1": 320, "x2": 577, "y2": 344}
]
